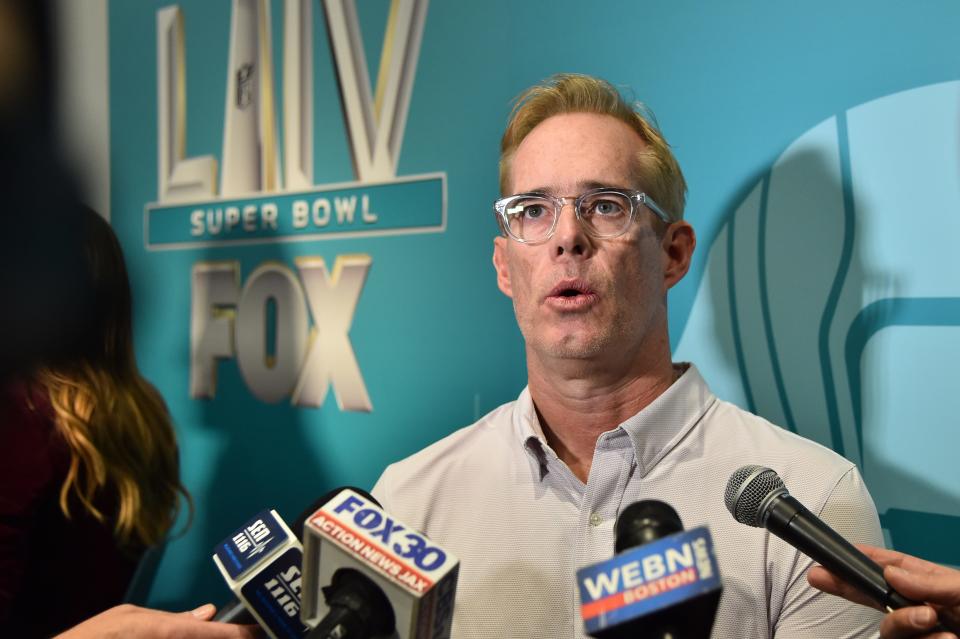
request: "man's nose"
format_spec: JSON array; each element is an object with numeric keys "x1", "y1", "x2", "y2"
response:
[{"x1": 551, "y1": 201, "x2": 593, "y2": 258}]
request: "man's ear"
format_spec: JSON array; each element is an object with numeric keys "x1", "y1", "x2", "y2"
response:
[
  {"x1": 662, "y1": 221, "x2": 696, "y2": 290},
  {"x1": 492, "y1": 236, "x2": 513, "y2": 298}
]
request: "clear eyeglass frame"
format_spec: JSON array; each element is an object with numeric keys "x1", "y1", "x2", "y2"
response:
[{"x1": 493, "y1": 187, "x2": 672, "y2": 244}]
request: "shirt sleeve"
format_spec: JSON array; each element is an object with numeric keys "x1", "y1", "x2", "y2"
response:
[
  {"x1": 371, "y1": 466, "x2": 393, "y2": 512},
  {"x1": 773, "y1": 466, "x2": 884, "y2": 639}
]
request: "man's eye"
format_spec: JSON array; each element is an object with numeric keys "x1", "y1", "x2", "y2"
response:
[
  {"x1": 506, "y1": 200, "x2": 551, "y2": 221},
  {"x1": 591, "y1": 199, "x2": 624, "y2": 216},
  {"x1": 523, "y1": 204, "x2": 548, "y2": 219}
]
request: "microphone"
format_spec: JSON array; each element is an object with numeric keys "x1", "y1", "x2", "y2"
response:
[
  {"x1": 576, "y1": 500, "x2": 723, "y2": 639},
  {"x1": 212, "y1": 489, "x2": 377, "y2": 636},
  {"x1": 724, "y1": 465, "x2": 916, "y2": 610},
  {"x1": 724, "y1": 464, "x2": 957, "y2": 625},
  {"x1": 300, "y1": 488, "x2": 459, "y2": 639},
  {"x1": 212, "y1": 507, "x2": 309, "y2": 639}
]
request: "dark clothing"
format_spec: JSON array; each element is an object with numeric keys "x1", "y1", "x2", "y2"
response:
[{"x1": 0, "y1": 383, "x2": 142, "y2": 637}]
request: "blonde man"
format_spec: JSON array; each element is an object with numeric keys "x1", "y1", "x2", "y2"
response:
[{"x1": 374, "y1": 74, "x2": 884, "y2": 638}]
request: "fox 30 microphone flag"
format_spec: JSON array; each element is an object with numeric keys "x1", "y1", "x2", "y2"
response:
[{"x1": 301, "y1": 489, "x2": 459, "y2": 639}]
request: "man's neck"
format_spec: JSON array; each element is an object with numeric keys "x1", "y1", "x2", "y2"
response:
[{"x1": 526, "y1": 348, "x2": 678, "y2": 484}]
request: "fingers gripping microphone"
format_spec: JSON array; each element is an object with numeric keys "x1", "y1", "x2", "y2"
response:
[
  {"x1": 577, "y1": 500, "x2": 723, "y2": 639},
  {"x1": 724, "y1": 465, "x2": 915, "y2": 611},
  {"x1": 724, "y1": 466, "x2": 960, "y2": 635}
]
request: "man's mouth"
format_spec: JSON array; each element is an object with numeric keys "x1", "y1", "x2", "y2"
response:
[
  {"x1": 548, "y1": 280, "x2": 593, "y2": 298},
  {"x1": 545, "y1": 280, "x2": 598, "y2": 309}
]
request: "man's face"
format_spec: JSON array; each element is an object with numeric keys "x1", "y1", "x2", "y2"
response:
[{"x1": 493, "y1": 112, "x2": 691, "y2": 364}]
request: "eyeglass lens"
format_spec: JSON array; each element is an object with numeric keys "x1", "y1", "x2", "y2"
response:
[{"x1": 504, "y1": 191, "x2": 632, "y2": 242}]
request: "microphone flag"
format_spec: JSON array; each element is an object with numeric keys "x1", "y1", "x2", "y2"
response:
[
  {"x1": 213, "y1": 509, "x2": 309, "y2": 639},
  {"x1": 576, "y1": 527, "x2": 721, "y2": 636},
  {"x1": 301, "y1": 488, "x2": 459, "y2": 639}
]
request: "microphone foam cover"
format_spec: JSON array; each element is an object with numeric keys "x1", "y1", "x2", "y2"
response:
[{"x1": 614, "y1": 499, "x2": 683, "y2": 554}]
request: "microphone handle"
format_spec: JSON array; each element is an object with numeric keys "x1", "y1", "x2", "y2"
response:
[
  {"x1": 764, "y1": 494, "x2": 960, "y2": 633},
  {"x1": 212, "y1": 599, "x2": 257, "y2": 624},
  {"x1": 764, "y1": 494, "x2": 959, "y2": 634},
  {"x1": 765, "y1": 494, "x2": 914, "y2": 609}
]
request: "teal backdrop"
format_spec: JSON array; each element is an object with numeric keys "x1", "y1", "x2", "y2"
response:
[{"x1": 107, "y1": 0, "x2": 960, "y2": 608}]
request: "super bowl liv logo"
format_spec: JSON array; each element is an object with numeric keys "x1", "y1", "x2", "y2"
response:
[{"x1": 151, "y1": 0, "x2": 440, "y2": 411}]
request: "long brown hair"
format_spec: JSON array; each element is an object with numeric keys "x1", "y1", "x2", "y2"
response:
[{"x1": 36, "y1": 208, "x2": 191, "y2": 548}]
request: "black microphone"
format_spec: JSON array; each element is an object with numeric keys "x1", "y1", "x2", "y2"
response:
[
  {"x1": 615, "y1": 500, "x2": 684, "y2": 553},
  {"x1": 212, "y1": 599, "x2": 256, "y2": 625},
  {"x1": 213, "y1": 487, "x2": 379, "y2": 628},
  {"x1": 725, "y1": 465, "x2": 913, "y2": 608},
  {"x1": 576, "y1": 500, "x2": 722, "y2": 639},
  {"x1": 724, "y1": 463, "x2": 958, "y2": 634}
]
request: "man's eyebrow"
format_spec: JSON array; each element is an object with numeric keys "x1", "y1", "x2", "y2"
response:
[
  {"x1": 525, "y1": 181, "x2": 631, "y2": 195},
  {"x1": 578, "y1": 180, "x2": 612, "y2": 191}
]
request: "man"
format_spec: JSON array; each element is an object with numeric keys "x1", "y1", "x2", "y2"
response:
[
  {"x1": 373, "y1": 73, "x2": 884, "y2": 638},
  {"x1": 809, "y1": 544, "x2": 960, "y2": 638}
]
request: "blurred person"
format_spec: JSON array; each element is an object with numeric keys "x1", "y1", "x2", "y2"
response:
[
  {"x1": 0, "y1": 208, "x2": 191, "y2": 636},
  {"x1": 0, "y1": 0, "x2": 90, "y2": 378},
  {"x1": 0, "y1": 5, "x2": 255, "y2": 636},
  {"x1": 809, "y1": 544, "x2": 960, "y2": 639}
]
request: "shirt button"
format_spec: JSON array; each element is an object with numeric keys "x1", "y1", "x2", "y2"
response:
[{"x1": 589, "y1": 512, "x2": 603, "y2": 527}]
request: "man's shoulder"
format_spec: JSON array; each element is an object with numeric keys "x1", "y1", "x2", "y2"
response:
[
  {"x1": 400, "y1": 399, "x2": 516, "y2": 462},
  {"x1": 677, "y1": 364, "x2": 856, "y2": 479},
  {"x1": 373, "y1": 398, "x2": 521, "y2": 503},
  {"x1": 705, "y1": 395, "x2": 865, "y2": 506},
  {"x1": 711, "y1": 397, "x2": 849, "y2": 461}
]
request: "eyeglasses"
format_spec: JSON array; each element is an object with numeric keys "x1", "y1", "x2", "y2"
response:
[{"x1": 493, "y1": 187, "x2": 671, "y2": 244}]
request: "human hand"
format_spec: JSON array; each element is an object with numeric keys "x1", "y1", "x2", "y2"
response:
[
  {"x1": 55, "y1": 603, "x2": 261, "y2": 639},
  {"x1": 808, "y1": 544, "x2": 960, "y2": 639}
]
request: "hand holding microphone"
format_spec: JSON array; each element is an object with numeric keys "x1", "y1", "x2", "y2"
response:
[
  {"x1": 211, "y1": 488, "x2": 458, "y2": 639},
  {"x1": 725, "y1": 465, "x2": 960, "y2": 637},
  {"x1": 809, "y1": 545, "x2": 960, "y2": 639},
  {"x1": 54, "y1": 603, "x2": 258, "y2": 639}
]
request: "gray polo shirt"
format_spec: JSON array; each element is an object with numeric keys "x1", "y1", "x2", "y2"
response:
[{"x1": 373, "y1": 364, "x2": 883, "y2": 638}]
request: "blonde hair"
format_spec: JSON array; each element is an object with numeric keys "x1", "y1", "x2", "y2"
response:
[
  {"x1": 499, "y1": 73, "x2": 687, "y2": 221},
  {"x1": 35, "y1": 209, "x2": 190, "y2": 549}
]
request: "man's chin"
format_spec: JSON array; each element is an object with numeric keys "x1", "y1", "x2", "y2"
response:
[{"x1": 533, "y1": 334, "x2": 611, "y2": 361}]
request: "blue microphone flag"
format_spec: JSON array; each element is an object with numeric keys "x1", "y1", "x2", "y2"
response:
[{"x1": 576, "y1": 526, "x2": 721, "y2": 635}]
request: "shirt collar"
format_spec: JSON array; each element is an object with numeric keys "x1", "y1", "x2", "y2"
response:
[
  {"x1": 512, "y1": 363, "x2": 716, "y2": 480},
  {"x1": 514, "y1": 387, "x2": 552, "y2": 479},
  {"x1": 619, "y1": 363, "x2": 715, "y2": 477}
]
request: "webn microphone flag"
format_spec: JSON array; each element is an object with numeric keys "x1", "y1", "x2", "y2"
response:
[{"x1": 576, "y1": 527, "x2": 722, "y2": 636}]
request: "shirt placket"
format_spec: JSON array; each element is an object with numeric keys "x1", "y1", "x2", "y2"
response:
[{"x1": 572, "y1": 429, "x2": 635, "y2": 638}]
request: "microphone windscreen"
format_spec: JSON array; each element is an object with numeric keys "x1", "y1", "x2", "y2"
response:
[
  {"x1": 614, "y1": 500, "x2": 683, "y2": 554},
  {"x1": 724, "y1": 465, "x2": 786, "y2": 527}
]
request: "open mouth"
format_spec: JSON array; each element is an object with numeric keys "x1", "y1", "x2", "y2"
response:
[
  {"x1": 546, "y1": 280, "x2": 596, "y2": 306},
  {"x1": 549, "y1": 280, "x2": 591, "y2": 296}
]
